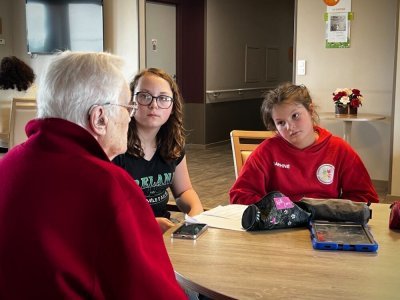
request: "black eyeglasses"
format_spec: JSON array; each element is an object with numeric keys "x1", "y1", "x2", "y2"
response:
[
  {"x1": 88, "y1": 102, "x2": 138, "y2": 118},
  {"x1": 134, "y1": 91, "x2": 173, "y2": 109}
]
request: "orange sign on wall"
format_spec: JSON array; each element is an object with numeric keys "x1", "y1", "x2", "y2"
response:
[{"x1": 323, "y1": 0, "x2": 341, "y2": 6}]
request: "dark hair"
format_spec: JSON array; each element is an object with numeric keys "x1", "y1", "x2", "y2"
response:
[
  {"x1": 260, "y1": 82, "x2": 319, "y2": 130},
  {"x1": 128, "y1": 68, "x2": 185, "y2": 160},
  {"x1": 0, "y1": 56, "x2": 35, "y2": 91}
]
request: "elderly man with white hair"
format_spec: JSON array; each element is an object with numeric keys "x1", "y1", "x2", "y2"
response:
[{"x1": 0, "y1": 51, "x2": 186, "y2": 299}]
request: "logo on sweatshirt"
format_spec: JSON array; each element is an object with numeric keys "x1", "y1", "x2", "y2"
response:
[
  {"x1": 316, "y1": 164, "x2": 334, "y2": 184},
  {"x1": 274, "y1": 161, "x2": 290, "y2": 169}
]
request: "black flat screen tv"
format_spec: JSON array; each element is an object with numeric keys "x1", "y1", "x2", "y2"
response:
[{"x1": 25, "y1": 0, "x2": 104, "y2": 54}]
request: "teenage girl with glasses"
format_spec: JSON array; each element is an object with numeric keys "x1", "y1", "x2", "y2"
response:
[{"x1": 113, "y1": 68, "x2": 204, "y2": 233}]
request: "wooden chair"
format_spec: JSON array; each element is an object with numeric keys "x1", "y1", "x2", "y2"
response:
[
  {"x1": 0, "y1": 100, "x2": 11, "y2": 148},
  {"x1": 230, "y1": 130, "x2": 276, "y2": 178},
  {"x1": 8, "y1": 98, "x2": 37, "y2": 149}
]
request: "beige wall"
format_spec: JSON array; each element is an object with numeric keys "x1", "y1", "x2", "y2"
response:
[
  {"x1": 0, "y1": 0, "x2": 12, "y2": 57},
  {"x1": 200, "y1": 0, "x2": 294, "y2": 144},
  {"x1": 103, "y1": 0, "x2": 139, "y2": 78},
  {"x1": 206, "y1": 0, "x2": 294, "y2": 92},
  {"x1": 1, "y1": 0, "x2": 139, "y2": 80},
  {"x1": 391, "y1": 6, "x2": 400, "y2": 197},
  {"x1": 295, "y1": 0, "x2": 397, "y2": 184},
  {"x1": 179, "y1": 0, "x2": 295, "y2": 145}
]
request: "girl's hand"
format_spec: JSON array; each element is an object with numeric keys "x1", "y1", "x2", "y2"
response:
[{"x1": 156, "y1": 217, "x2": 176, "y2": 233}]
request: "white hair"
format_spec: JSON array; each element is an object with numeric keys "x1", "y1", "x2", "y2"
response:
[{"x1": 37, "y1": 51, "x2": 127, "y2": 127}]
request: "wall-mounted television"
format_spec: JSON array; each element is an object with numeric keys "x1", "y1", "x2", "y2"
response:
[{"x1": 25, "y1": 0, "x2": 104, "y2": 54}]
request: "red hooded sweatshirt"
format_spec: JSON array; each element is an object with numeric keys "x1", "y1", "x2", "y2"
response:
[{"x1": 230, "y1": 127, "x2": 379, "y2": 205}]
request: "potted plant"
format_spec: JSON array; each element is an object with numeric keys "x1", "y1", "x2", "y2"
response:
[{"x1": 332, "y1": 88, "x2": 363, "y2": 115}]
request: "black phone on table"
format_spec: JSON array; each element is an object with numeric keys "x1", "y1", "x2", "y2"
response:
[{"x1": 171, "y1": 222, "x2": 208, "y2": 239}]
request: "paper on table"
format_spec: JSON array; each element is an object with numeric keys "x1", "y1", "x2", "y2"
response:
[{"x1": 185, "y1": 204, "x2": 248, "y2": 231}]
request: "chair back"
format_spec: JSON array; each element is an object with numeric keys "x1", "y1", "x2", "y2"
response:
[
  {"x1": 230, "y1": 130, "x2": 275, "y2": 178},
  {"x1": 9, "y1": 98, "x2": 37, "y2": 149},
  {"x1": 0, "y1": 100, "x2": 11, "y2": 148}
]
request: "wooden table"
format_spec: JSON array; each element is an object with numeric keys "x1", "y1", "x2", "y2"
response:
[
  {"x1": 164, "y1": 204, "x2": 399, "y2": 300},
  {"x1": 319, "y1": 113, "x2": 386, "y2": 144}
]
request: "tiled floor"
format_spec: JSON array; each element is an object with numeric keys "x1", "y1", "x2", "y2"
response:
[{"x1": 185, "y1": 143, "x2": 236, "y2": 209}]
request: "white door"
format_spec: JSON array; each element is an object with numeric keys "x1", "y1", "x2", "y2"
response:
[{"x1": 145, "y1": 2, "x2": 176, "y2": 79}]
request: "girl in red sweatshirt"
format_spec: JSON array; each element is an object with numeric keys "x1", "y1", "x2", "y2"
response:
[{"x1": 230, "y1": 83, "x2": 379, "y2": 205}]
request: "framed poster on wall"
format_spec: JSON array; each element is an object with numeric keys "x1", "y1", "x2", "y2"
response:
[{"x1": 324, "y1": 0, "x2": 352, "y2": 48}]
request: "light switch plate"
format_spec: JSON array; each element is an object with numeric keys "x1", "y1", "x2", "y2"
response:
[
  {"x1": 297, "y1": 60, "x2": 306, "y2": 75},
  {"x1": 0, "y1": 39, "x2": 5, "y2": 45}
]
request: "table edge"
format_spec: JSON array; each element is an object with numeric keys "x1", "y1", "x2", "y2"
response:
[
  {"x1": 319, "y1": 112, "x2": 386, "y2": 121},
  {"x1": 175, "y1": 271, "x2": 236, "y2": 300}
]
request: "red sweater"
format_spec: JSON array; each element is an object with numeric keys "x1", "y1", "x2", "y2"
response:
[
  {"x1": 0, "y1": 118, "x2": 186, "y2": 299},
  {"x1": 230, "y1": 127, "x2": 379, "y2": 205}
]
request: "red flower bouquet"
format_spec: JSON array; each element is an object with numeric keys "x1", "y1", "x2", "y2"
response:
[{"x1": 333, "y1": 88, "x2": 364, "y2": 108}]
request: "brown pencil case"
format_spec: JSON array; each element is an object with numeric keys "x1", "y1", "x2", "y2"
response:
[{"x1": 297, "y1": 197, "x2": 372, "y2": 225}]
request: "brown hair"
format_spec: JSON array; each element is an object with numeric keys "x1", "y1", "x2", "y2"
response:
[
  {"x1": 127, "y1": 68, "x2": 185, "y2": 160},
  {"x1": 0, "y1": 56, "x2": 35, "y2": 91},
  {"x1": 261, "y1": 82, "x2": 319, "y2": 130}
]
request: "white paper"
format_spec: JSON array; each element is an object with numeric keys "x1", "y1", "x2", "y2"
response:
[
  {"x1": 185, "y1": 204, "x2": 248, "y2": 231},
  {"x1": 327, "y1": 12, "x2": 349, "y2": 43}
]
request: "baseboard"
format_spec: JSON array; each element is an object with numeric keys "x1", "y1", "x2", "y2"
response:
[
  {"x1": 385, "y1": 194, "x2": 400, "y2": 204},
  {"x1": 372, "y1": 180, "x2": 388, "y2": 194}
]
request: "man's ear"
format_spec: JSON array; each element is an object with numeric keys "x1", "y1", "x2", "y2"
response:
[{"x1": 88, "y1": 105, "x2": 108, "y2": 136}]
